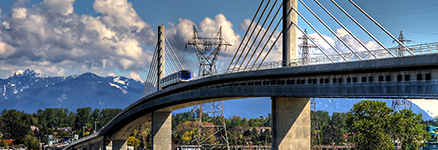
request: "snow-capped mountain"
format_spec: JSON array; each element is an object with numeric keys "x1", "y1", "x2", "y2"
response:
[
  {"x1": 0, "y1": 69, "x2": 144, "y2": 113},
  {"x1": 1, "y1": 69, "x2": 436, "y2": 121}
]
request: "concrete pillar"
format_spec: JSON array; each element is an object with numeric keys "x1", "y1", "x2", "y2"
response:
[
  {"x1": 282, "y1": 0, "x2": 298, "y2": 67},
  {"x1": 112, "y1": 140, "x2": 127, "y2": 150},
  {"x1": 93, "y1": 142, "x2": 102, "y2": 150},
  {"x1": 152, "y1": 111, "x2": 172, "y2": 150},
  {"x1": 101, "y1": 138, "x2": 107, "y2": 150},
  {"x1": 271, "y1": 97, "x2": 310, "y2": 150},
  {"x1": 157, "y1": 25, "x2": 165, "y2": 90}
]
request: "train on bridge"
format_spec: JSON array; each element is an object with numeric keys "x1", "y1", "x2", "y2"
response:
[{"x1": 159, "y1": 70, "x2": 192, "y2": 89}]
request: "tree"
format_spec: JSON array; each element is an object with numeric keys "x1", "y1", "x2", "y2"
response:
[
  {"x1": 24, "y1": 134, "x2": 39, "y2": 150},
  {"x1": 127, "y1": 136, "x2": 140, "y2": 147},
  {"x1": 99, "y1": 108, "x2": 122, "y2": 126},
  {"x1": 0, "y1": 140, "x2": 9, "y2": 148},
  {"x1": 0, "y1": 109, "x2": 30, "y2": 144},
  {"x1": 346, "y1": 100, "x2": 393, "y2": 149},
  {"x1": 74, "y1": 107, "x2": 92, "y2": 130},
  {"x1": 391, "y1": 109, "x2": 430, "y2": 149}
]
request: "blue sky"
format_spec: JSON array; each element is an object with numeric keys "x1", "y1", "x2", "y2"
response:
[{"x1": 0, "y1": 0, "x2": 437, "y2": 80}]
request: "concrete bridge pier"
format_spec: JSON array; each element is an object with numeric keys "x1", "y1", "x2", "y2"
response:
[
  {"x1": 152, "y1": 111, "x2": 172, "y2": 150},
  {"x1": 112, "y1": 140, "x2": 127, "y2": 150},
  {"x1": 271, "y1": 97, "x2": 310, "y2": 150}
]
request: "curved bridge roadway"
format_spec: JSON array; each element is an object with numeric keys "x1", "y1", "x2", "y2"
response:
[{"x1": 64, "y1": 53, "x2": 438, "y2": 150}]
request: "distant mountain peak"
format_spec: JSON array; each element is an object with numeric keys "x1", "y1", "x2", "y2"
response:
[
  {"x1": 10, "y1": 69, "x2": 45, "y2": 78},
  {"x1": 79, "y1": 72, "x2": 98, "y2": 78}
]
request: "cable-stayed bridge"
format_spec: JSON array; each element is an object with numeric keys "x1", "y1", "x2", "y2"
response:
[{"x1": 63, "y1": 0, "x2": 438, "y2": 150}]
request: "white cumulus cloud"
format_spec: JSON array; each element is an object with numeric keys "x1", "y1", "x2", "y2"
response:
[
  {"x1": 0, "y1": 0, "x2": 156, "y2": 78},
  {"x1": 128, "y1": 72, "x2": 143, "y2": 82}
]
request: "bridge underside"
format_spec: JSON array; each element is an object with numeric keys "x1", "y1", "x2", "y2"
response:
[{"x1": 65, "y1": 54, "x2": 438, "y2": 150}]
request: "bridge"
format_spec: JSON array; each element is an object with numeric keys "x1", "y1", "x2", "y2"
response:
[{"x1": 63, "y1": 0, "x2": 438, "y2": 150}]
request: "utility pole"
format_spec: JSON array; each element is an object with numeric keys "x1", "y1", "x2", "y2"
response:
[
  {"x1": 298, "y1": 29, "x2": 316, "y2": 65},
  {"x1": 393, "y1": 30, "x2": 411, "y2": 57},
  {"x1": 94, "y1": 121, "x2": 99, "y2": 133}
]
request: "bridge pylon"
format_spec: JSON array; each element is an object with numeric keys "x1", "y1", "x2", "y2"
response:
[{"x1": 282, "y1": 0, "x2": 298, "y2": 67}]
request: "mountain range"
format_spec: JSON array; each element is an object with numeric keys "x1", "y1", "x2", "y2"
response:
[
  {"x1": 0, "y1": 69, "x2": 436, "y2": 120},
  {"x1": 0, "y1": 69, "x2": 144, "y2": 113}
]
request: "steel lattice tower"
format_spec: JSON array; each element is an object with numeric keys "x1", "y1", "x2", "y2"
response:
[
  {"x1": 186, "y1": 26, "x2": 230, "y2": 149},
  {"x1": 192, "y1": 102, "x2": 229, "y2": 150},
  {"x1": 298, "y1": 29, "x2": 317, "y2": 65},
  {"x1": 393, "y1": 30, "x2": 411, "y2": 57},
  {"x1": 310, "y1": 98, "x2": 321, "y2": 149},
  {"x1": 391, "y1": 99, "x2": 412, "y2": 111},
  {"x1": 391, "y1": 31, "x2": 412, "y2": 111},
  {"x1": 186, "y1": 26, "x2": 231, "y2": 77}
]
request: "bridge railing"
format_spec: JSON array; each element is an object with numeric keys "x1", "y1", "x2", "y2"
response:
[{"x1": 191, "y1": 42, "x2": 438, "y2": 80}]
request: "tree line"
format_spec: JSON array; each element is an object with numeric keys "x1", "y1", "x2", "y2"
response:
[
  {"x1": 0, "y1": 107, "x2": 121, "y2": 149},
  {"x1": 127, "y1": 100, "x2": 436, "y2": 149},
  {"x1": 1, "y1": 100, "x2": 437, "y2": 150}
]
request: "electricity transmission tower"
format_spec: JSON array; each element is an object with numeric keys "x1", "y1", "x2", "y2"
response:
[
  {"x1": 391, "y1": 31, "x2": 412, "y2": 111},
  {"x1": 186, "y1": 26, "x2": 230, "y2": 149},
  {"x1": 391, "y1": 99, "x2": 412, "y2": 111},
  {"x1": 185, "y1": 26, "x2": 231, "y2": 76},
  {"x1": 298, "y1": 29, "x2": 317, "y2": 65},
  {"x1": 393, "y1": 30, "x2": 411, "y2": 57},
  {"x1": 310, "y1": 98, "x2": 321, "y2": 149},
  {"x1": 192, "y1": 102, "x2": 229, "y2": 149}
]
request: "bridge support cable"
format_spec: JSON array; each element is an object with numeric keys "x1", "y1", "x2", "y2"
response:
[
  {"x1": 237, "y1": 0, "x2": 280, "y2": 71},
  {"x1": 165, "y1": 35, "x2": 185, "y2": 70},
  {"x1": 330, "y1": 0, "x2": 395, "y2": 58},
  {"x1": 242, "y1": 2, "x2": 283, "y2": 71},
  {"x1": 299, "y1": 0, "x2": 362, "y2": 61},
  {"x1": 348, "y1": 0, "x2": 414, "y2": 56},
  {"x1": 313, "y1": 0, "x2": 377, "y2": 59},
  {"x1": 164, "y1": 50, "x2": 177, "y2": 75},
  {"x1": 256, "y1": 18, "x2": 334, "y2": 70},
  {"x1": 250, "y1": 2, "x2": 293, "y2": 70},
  {"x1": 164, "y1": 44, "x2": 183, "y2": 74},
  {"x1": 250, "y1": 17, "x2": 283, "y2": 70},
  {"x1": 291, "y1": 6, "x2": 345, "y2": 61},
  {"x1": 256, "y1": 30, "x2": 283, "y2": 70},
  {"x1": 142, "y1": 44, "x2": 159, "y2": 97},
  {"x1": 163, "y1": 46, "x2": 178, "y2": 73},
  {"x1": 226, "y1": 0, "x2": 265, "y2": 73},
  {"x1": 291, "y1": 21, "x2": 334, "y2": 63},
  {"x1": 230, "y1": 0, "x2": 272, "y2": 73}
]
